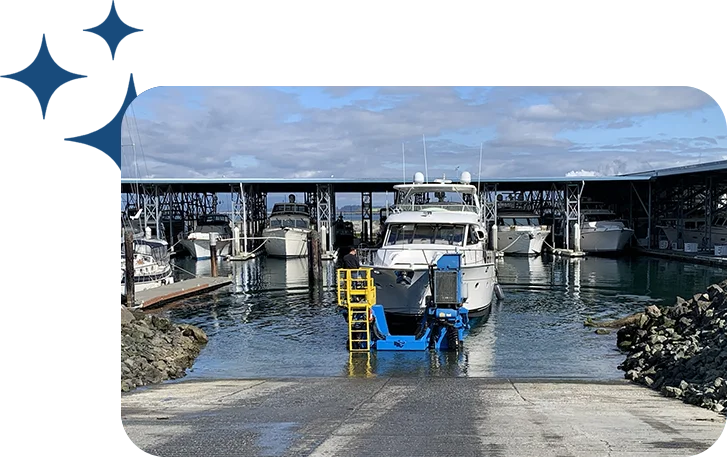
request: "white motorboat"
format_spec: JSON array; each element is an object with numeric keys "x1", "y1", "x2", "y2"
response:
[
  {"x1": 577, "y1": 202, "x2": 634, "y2": 253},
  {"x1": 361, "y1": 172, "x2": 498, "y2": 319},
  {"x1": 120, "y1": 213, "x2": 174, "y2": 296},
  {"x1": 496, "y1": 210, "x2": 551, "y2": 256},
  {"x1": 263, "y1": 196, "x2": 312, "y2": 258},
  {"x1": 656, "y1": 216, "x2": 727, "y2": 249},
  {"x1": 180, "y1": 214, "x2": 233, "y2": 259}
]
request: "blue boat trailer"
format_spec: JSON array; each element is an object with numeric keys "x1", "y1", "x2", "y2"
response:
[{"x1": 337, "y1": 253, "x2": 470, "y2": 352}]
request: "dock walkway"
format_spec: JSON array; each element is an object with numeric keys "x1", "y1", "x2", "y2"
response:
[
  {"x1": 132, "y1": 276, "x2": 233, "y2": 309},
  {"x1": 636, "y1": 248, "x2": 727, "y2": 268}
]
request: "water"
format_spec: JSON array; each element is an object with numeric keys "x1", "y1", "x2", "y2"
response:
[{"x1": 153, "y1": 255, "x2": 726, "y2": 380}]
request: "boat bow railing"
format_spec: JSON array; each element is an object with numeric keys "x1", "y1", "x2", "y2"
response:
[{"x1": 357, "y1": 246, "x2": 495, "y2": 267}]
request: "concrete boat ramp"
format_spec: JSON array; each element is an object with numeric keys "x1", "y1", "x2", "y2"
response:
[{"x1": 121, "y1": 377, "x2": 726, "y2": 457}]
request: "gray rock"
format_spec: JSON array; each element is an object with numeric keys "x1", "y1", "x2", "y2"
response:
[
  {"x1": 121, "y1": 312, "x2": 208, "y2": 392},
  {"x1": 663, "y1": 386, "x2": 682, "y2": 397},
  {"x1": 618, "y1": 281, "x2": 727, "y2": 415},
  {"x1": 121, "y1": 306, "x2": 136, "y2": 325},
  {"x1": 645, "y1": 305, "x2": 662, "y2": 319}
]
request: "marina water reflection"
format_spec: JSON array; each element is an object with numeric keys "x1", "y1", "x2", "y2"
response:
[{"x1": 156, "y1": 254, "x2": 725, "y2": 380}]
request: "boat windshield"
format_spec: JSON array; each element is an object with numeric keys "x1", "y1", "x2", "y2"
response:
[
  {"x1": 197, "y1": 214, "x2": 230, "y2": 226},
  {"x1": 396, "y1": 189, "x2": 479, "y2": 214},
  {"x1": 583, "y1": 212, "x2": 617, "y2": 222},
  {"x1": 499, "y1": 217, "x2": 541, "y2": 226},
  {"x1": 270, "y1": 218, "x2": 309, "y2": 229},
  {"x1": 121, "y1": 239, "x2": 170, "y2": 263},
  {"x1": 385, "y1": 223, "x2": 465, "y2": 246},
  {"x1": 271, "y1": 203, "x2": 309, "y2": 216}
]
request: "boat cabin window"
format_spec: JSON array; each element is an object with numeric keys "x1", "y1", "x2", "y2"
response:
[
  {"x1": 396, "y1": 189, "x2": 479, "y2": 214},
  {"x1": 499, "y1": 217, "x2": 540, "y2": 226},
  {"x1": 385, "y1": 223, "x2": 465, "y2": 246},
  {"x1": 684, "y1": 220, "x2": 705, "y2": 230},
  {"x1": 198, "y1": 214, "x2": 229, "y2": 225},
  {"x1": 466, "y1": 225, "x2": 479, "y2": 245},
  {"x1": 271, "y1": 203, "x2": 309, "y2": 215},
  {"x1": 583, "y1": 213, "x2": 616, "y2": 223},
  {"x1": 270, "y1": 217, "x2": 309, "y2": 229}
]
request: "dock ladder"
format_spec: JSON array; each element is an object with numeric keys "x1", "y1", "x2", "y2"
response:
[{"x1": 337, "y1": 268, "x2": 376, "y2": 352}]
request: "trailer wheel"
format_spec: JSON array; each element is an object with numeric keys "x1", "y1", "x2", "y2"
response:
[
  {"x1": 429, "y1": 326, "x2": 441, "y2": 350},
  {"x1": 446, "y1": 327, "x2": 461, "y2": 352},
  {"x1": 414, "y1": 319, "x2": 428, "y2": 340}
]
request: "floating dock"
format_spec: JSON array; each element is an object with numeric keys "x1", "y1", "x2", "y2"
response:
[
  {"x1": 636, "y1": 248, "x2": 727, "y2": 268},
  {"x1": 551, "y1": 248, "x2": 587, "y2": 258},
  {"x1": 131, "y1": 277, "x2": 233, "y2": 309},
  {"x1": 227, "y1": 252, "x2": 257, "y2": 262}
]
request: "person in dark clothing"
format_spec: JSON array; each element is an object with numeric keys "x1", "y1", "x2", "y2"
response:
[
  {"x1": 342, "y1": 246, "x2": 360, "y2": 269},
  {"x1": 341, "y1": 246, "x2": 364, "y2": 302}
]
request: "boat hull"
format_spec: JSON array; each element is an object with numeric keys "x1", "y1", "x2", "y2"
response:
[
  {"x1": 579, "y1": 228, "x2": 633, "y2": 253},
  {"x1": 120, "y1": 264, "x2": 174, "y2": 296},
  {"x1": 497, "y1": 227, "x2": 550, "y2": 256},
  {"x1": 658, "y1": 226, "x2": 727, "y2": 248},
  {"x1": 368, "y1": 262, "x2": 496, "y2": 318},
  {"x1": 263, "y1": 228, "x2": 309, "y2": 258},
  {"x1": 180, "y1": 239, "x2": 231, "y2": 259}
]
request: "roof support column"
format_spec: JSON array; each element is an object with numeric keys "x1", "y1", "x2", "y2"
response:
[
  {"x1": 565, "y1": 182, "x2": 582, "y2": 251},
  {"x1": 481, "y1": 184, "x2": 498, "y2": 250},
  {"x1": 316, "y1": 184, "x2": 333, "y2": 253},
  {"x1": 361, "y1": 191, "x2": 373, "y2": 245}
]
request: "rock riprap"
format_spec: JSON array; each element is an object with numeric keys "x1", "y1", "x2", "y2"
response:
[
  {"x1": 121, "y1": 306, "x2": 208, "y2": 392},
  {"x1": 616, "y1": 281, "x2": 727, "y2": 414}
]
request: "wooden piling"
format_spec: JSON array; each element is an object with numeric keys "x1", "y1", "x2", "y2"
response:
[
  {"x1": 308, "y1": 230, "x2": 322, "y2": 285},
  {"x1": 124, "y1": 229, "x2": 135, "y2": 306},
  {"x1": 209, "y1": 232, "x2": 218, "y2": 277}
]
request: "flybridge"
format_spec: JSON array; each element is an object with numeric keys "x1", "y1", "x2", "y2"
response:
[{"x1": 392, "y1": 171, "x2": 481, "y2": 215}]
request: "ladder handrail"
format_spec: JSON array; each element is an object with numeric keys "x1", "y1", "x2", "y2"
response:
[{"x1": 337, "y1": 268, "x2": 376, "y2": 352}]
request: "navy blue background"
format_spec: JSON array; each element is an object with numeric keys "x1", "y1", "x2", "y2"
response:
[{"x1": 0, "y1": 2, "x2": 727, "y2": 457}]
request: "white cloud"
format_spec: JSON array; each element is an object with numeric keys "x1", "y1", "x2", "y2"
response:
[
  {"x1": 566, "y1": 170, "x2": 601, "y2": 177},
  {"x1": 121, "y1": 87, "x2": 726, "y2": 179}
]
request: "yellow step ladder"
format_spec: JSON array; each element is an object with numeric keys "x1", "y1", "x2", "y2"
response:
[{"x1": 337, "y1": 268, "x2": 376, "y2": 352}]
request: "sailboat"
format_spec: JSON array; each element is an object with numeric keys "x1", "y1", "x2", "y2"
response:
[{"x1": 120, "y1": 106, "x2": 174, "y2": 297}]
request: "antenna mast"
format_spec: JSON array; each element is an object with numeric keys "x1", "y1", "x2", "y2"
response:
[
  {"x1": 422, "y1": 134, "x2": 429, "y2": 182},
  {"x1": 478, "y1": 142, "x2": 483, "y2": 194},
  {"x1": 402, "y1": 142, "x2": 406, "y2": 184}
]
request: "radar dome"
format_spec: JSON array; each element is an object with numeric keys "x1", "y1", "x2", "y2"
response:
[
  {"x1": 460, "y1": 171, "x2": 471, "y2": 184},
  {"x1": 413, "y1": 172, "x2": 425, "y2": 184}
]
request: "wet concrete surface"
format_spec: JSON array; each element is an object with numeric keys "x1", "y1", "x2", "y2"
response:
[{"x1": 121, "y1": 377, "x2": 726, "y2": 457}]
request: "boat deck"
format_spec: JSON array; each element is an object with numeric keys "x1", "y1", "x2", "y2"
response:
[{"x1": 131, "y1": 276, "x2": 233, "y2": 309}]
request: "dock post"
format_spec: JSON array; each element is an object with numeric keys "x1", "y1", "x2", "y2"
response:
[
  {"x1": 320, "y1": 224, "x2": 328, "y2": 255},
  {"x1": 308, "y1": 230, "x2": 322, "y2": 285},
  {"x1": 210, "y1": 232, "x2": 218, "y2": 277},
  {"x1": 573, "y1": 222, "x2": 581, "y2": 252},
  {"x1": 124, "y1": 229, "x2": 135, "y2": 306},
  {"x1": 233, "y1": 226, "x2": 240, "y2": 256}
]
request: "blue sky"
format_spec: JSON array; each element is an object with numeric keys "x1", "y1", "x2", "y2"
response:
[{"x1": 121, "y1": 86, "x2": 727, "y2": 180}]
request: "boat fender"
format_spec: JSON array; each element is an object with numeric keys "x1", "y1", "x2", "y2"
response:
[{"x1": 495, "y1": 283, "x2": 505, "y2": 300}]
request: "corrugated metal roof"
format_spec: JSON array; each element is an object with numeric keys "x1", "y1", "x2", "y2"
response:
[
  {"x1": 620, "y1": 159, "x2": 727, "y2": 177},
  {"x1": 121, "y1": 159, "x2": 726, "y2": 187},
  {"x1": 120, "y1": 175, "x2": 652, "y2": 186}
]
